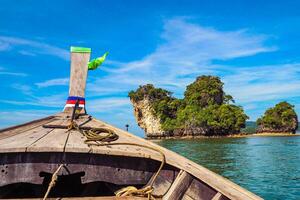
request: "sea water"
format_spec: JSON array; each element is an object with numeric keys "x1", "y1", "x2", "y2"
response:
[{"x1": 157, "y1": 136, "x2": 300, "y2": 200}]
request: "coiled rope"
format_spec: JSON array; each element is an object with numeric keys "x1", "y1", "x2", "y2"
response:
[{"x1": 67, "y1": 120, "x2": 119, "y2": 143}]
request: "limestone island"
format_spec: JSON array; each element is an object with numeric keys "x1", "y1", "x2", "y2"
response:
[
  {"x1": 129, "y1": 75, "x2": 249, "y2": 139},
  {"x1": 256, "y1": 101, "x2": 298, "y2": 135}
]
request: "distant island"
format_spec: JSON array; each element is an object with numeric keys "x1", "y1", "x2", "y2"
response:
[
  {"x1": 256, "y1": 101, "x2": 298, "y2": 134},
  {"x1": 129, "y1": 75, "x2": 299, "y2": 138}
]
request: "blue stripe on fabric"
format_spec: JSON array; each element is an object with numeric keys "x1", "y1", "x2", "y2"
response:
[{"x1": 67, "y1": 96, "x2": 85, "y2": 101}]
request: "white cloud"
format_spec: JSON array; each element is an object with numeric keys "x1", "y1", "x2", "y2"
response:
[
  {"x1": 107, "y1": 19, "x2": 275, "y2": 74},
  {"x1": 0, "y1": 67, "x2": 27, "y2": 77},
  {"x1": 11, "y1": 83, "x2": 32, "y2": 95},
  {"x1": 0, "y1": 36, "x2": 69, "y2": 60},
  {"x1": 19, "y1": 50, "x2": 36, "y2": 56},
  {"x1": 88, "y1": 18, "x2": 276, "y2": 100},
  {"x1": 36, "y1": 77, "x2": 69, "y2": 88},
  {"x1": 88, "y1": 97, "x2": 131, "y2": 112},
  {"x1": 0, "y1": 71, "x2": 27, "y2": 76},
  {"x1": 222, "y1": 63, "x2": 300, "y2": 103}
]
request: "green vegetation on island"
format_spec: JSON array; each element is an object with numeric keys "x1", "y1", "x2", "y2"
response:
[
  {"x1": 257, "y1": 101, "x2": 298, "y2": 134},
  {"x1": 129, "y1": 75, "x2": 249, "y2": 136}
]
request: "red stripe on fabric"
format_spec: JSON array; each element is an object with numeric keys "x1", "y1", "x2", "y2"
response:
[{"x1": 66, "y1": 100, "x2": 85, "y2": 104}]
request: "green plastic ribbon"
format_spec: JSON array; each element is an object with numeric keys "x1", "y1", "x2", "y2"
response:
[{"x1": 88, "y1": 52, "x2": 109, "y2": 70}]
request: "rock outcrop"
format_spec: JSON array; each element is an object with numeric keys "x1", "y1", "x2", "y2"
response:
[
  {"x1": 130, "y1": 98, "x2": 166, "y2": 138},
  {"x1": 129, "y1": 76, "x2": 249, "y2": 138},
  {"x1": 257, "y1": 101, "x2": 298, "y2": 134}
]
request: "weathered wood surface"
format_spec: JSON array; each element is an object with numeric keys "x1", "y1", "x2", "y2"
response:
[
  {"x1": 183, "y1": 178, "x2": 218, "y2": 200},
  {"x1": 0, "y1": 118, "x2": 63, "y2": 153},
  {"x1": 212, "y1": 192, "x2": 226, "y2": 200},
  {"x1": 68, "y1": 51, "x2": 90, "y2": 98},
  {"x1": 163, "y1": 170, "x2": 193, "y2": 200},
  {"x1": 64, "y1": 50, "x2": 90, "y2": 113},
  {"x1": 149, "y1": 168, "x2": 179, "y2": 196},
  {"x1": 26, "y1": 128, "x2": 68, "y2": 152},
  {"x1": 0, "y1": 116, "x2": 56, "y2": 140},
  {"x1": 0, "y1": 113, "x2": 263, "y2": 200},
  {"x1": 64, "y1": 129, "x2": 91, "y2": 153}
]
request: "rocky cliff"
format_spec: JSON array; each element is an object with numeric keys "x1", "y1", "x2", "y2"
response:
[{"x1": 130, "y1": 98, "x2": 166, "y2": 138}]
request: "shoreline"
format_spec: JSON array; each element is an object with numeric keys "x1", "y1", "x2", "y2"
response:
[{"x1": 147, "y1": 132, "x2": 300, "y2": 141}]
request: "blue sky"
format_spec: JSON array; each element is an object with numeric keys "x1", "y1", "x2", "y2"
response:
[{"x1": 0, "y1": 0, "x2": 300, "y2": 137}]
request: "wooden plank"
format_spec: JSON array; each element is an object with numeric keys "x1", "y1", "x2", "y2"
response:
[
  {"x1": 69, "y1": 51, "x2": 90, "y2": 97},
  {"x1": 212, "y1": 192, "x2": 223, "y2": 200},
  {"x1": 183, "y1": 178, "x2": 217, "y2": 200},
  {"x1": 64, "y1": 129, "x2": 91, "y2": 153},
  {"x1": 65, "y1": 116, "x2": 107, "y2": 153},
  {"x1": 182, "y1": 195, "x2": 194, "y2": 200},
  {"x1": 0, "y1": 119, "x2": 63, "y2": 153},
  {"x1": 0, "y1": 116, "x2": 56, "y2": 140},
  {"x1": 163, "y1": 170, "x2": 193, "y2": 200},
  {"x1": 149, "y1": 169, "x2": 179, "y2": 197},
  {"x1": 26, "y1": 119, "x2": 70, "y2": 152},
  {"x1": 64, "y1": 50, "x2": 90, "y2": 113}
]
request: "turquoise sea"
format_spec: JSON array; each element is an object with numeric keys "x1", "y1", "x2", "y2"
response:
[{"x1": 157, "y1": 135, "x2": 300, "y2": 200}]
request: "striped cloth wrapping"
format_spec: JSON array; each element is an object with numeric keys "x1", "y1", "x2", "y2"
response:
[{"x1": 64, "y1": 96, "x2": 85, "y2": 109}]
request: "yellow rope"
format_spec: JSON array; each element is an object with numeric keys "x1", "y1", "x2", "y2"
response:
[
  {"x1": 115, "y1": 185, "x2": 154, "y2": 199},
  {"x1": 67, "y1": 120, "x2": 118, "y2": 143},
  {"x1": 43, "y1": 164, "x2": 64, "y2": 200}
]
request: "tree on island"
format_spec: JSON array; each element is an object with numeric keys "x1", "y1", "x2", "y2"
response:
[
  {"x1": 257, "y1": 101, "x2": 298, "y2": 134},
  {"x1": 129, "y1": 75, "x2": 248, "y2": 137}
]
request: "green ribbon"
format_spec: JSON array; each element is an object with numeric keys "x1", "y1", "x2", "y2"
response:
[{"x1": 88, "y1": 52, "x2": 109, "y2": 70}]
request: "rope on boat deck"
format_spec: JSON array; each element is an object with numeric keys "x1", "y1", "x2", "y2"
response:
[
  {"x1": 67, "y1": 100, "x2": 119, "y2": 143},
  {"x1": 67, "y1": 120, "x2": 119, "y2": 143}
]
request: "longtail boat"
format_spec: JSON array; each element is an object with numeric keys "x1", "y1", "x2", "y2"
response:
[{"x1": 0, "y1": 47, "x2": 263, "y2": 200}]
